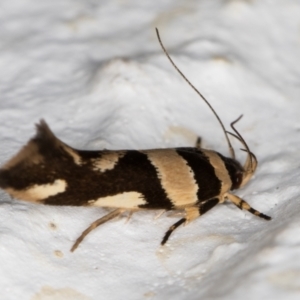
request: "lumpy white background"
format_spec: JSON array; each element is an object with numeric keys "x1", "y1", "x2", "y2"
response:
[{"x1": 0, "y1": 1, "x2": 300, "y2": 299}]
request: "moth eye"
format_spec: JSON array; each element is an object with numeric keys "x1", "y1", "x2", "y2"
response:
[
  {"x1": 236, "y1": 172, "x2": 243, "y2": 186},
  {"x1": 231, "y1": 171, "x2": 243, "y2": 190}
]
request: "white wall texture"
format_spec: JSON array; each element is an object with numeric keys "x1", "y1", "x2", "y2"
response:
[{"x1": 0, "y1": 1, "x2": 300, "y2": 299}]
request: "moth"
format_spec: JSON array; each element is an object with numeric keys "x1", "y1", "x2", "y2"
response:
[{"x1": 0, "y1": 29, "x2": 271, "y2": 252}]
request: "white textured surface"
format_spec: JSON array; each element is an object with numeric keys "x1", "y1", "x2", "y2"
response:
[{"x1": 0, "y1": 1, "x2": 300, "y2": 299}]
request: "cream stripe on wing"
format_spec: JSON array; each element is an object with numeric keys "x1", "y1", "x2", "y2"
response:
[
  {"x1": 143, "y1": 149, "x2": 198, "y2": 207},
  {"x1": 63, "y1": 145, "x2": 82, "y2": 165},
  {"x1": 92, "y1": 151, "x2": 125, "y2": 172},
  {"x1": 89, "y1": 191, "x2": 146, "y2": 208},
  {"x1": 6, "y1": 179, "x2": 67, "y2": 202},
  {"x1": 202, "y1": 149, "x2": 232, "y2": 200}
]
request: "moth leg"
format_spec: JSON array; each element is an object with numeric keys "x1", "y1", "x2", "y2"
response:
[
  {"x1": 195, "y1": 136, "x2": 202, "y2": 149},
  {"x1": 161, "y1": 217, "x2": 186, "y2": 245},
  {"x1": 161, "y1": 198, "x2": 220, "y2": 245},
  {"x1": 124, "y1": 210, "x2": 134, "y2": 224},
  {"x1": 167, "y1": 210, "x2": 185, "y2": 218},
  {"x1": 154, "y1": 210, "x2": 165, "y2": 220},
  {"x1": 71, "y1": 208, "x2": 125, "y2": 252},
  {"x1": 226, "y1": 193, "x2": 271, "y2": 220}
]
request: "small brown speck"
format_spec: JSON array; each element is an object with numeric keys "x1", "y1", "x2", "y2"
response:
[
  {"x1": 144, "y1": 291, "x2": 155, "y2": 298},
  {"x1": 54, "y1": 250, "x2": 63, "y2": 258},
  {"x1": 49, "y1": 222, "x2": 57, "y2": 230}
]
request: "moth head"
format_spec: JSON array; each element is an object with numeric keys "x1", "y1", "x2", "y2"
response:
[{"x1": 222, "y1": 149, "x2": 257, "y2": 191}]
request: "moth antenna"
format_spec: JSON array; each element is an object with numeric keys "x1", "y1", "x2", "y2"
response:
[
  {"x1": 155, "y1": 28, "x2": 235, "y2": 159},
  {"x1": 226, "y1": 131, "x2": 256, "y2": 170},
  {"x1": 226, "y1": 131, "x2": 241, "y2": 142},
  {"x1": 228, "y1": 115, "x2": 256, "y2": 171},
  {"x1": 240, "y1": 148, "x2": 257, "y2": 168},
  {"x1": 230, "y1": 115, "x2": 253, "y2": 169}
]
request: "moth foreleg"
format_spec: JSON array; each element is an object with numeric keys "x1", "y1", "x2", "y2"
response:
[
  {"x1": 124, "y1": 210, "x2": 135, "y2": 224},
  {"x1": 71, "y1": 208, "x2": 125, "y2": 252},
  {"x1": 226, "y1": 193, "x2": 271, "y2": 220},
  {"x1": 161, "y1": 198, "x2": 220, "y2": 245}
]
